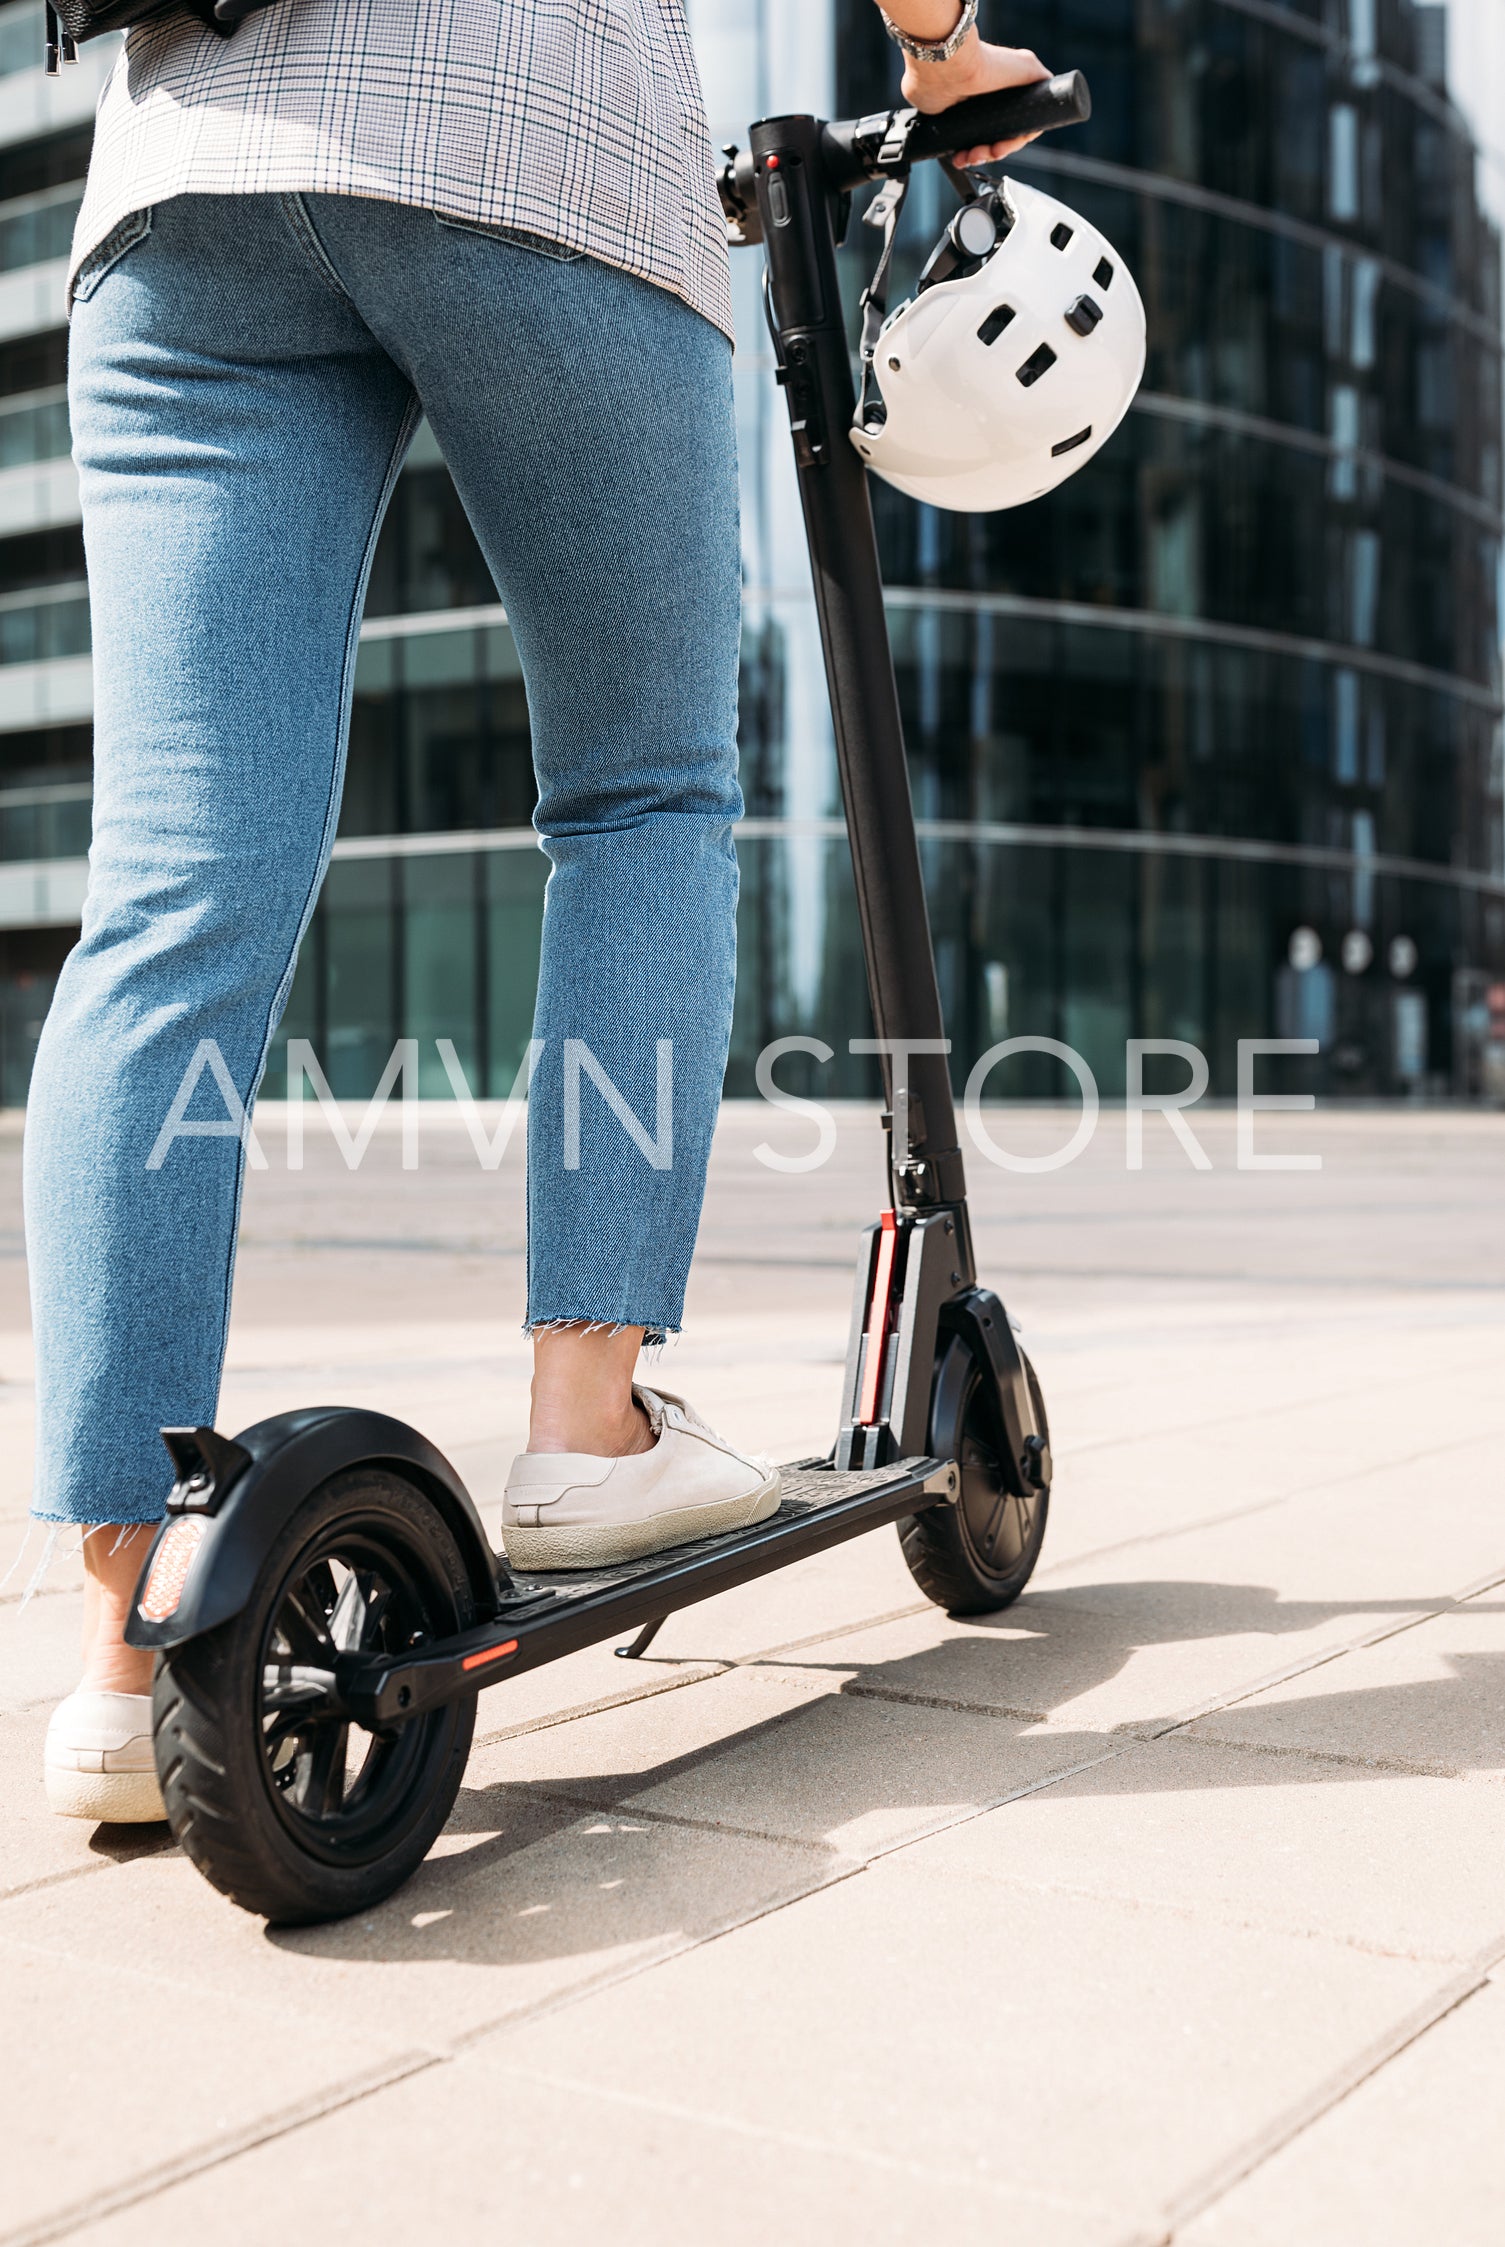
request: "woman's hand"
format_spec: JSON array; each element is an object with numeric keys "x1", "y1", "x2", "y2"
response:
[{"x1": 888, "y1": 15, "x2": 1052, "y2": 167}]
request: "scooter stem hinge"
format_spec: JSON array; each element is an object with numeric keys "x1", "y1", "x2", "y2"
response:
[{"x1": 894, "y1": 1145, "x2": 967, "y2": 1210}]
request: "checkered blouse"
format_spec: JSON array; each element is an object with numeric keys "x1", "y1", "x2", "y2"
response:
[{"x1": 71, "y1": 0, "x2": 733, "y2": 340}]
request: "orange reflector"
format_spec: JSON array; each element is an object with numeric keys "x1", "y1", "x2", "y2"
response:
[
  {"x1": 138, "y1": 1515, "x2": 208, "y2": 1622},
  {"x1": 462, "y1": 1638, "x2": 519, "y2": 1672},
  {"x1": 857, "y1": 1209, "x2": 899, "y2": 1427}
]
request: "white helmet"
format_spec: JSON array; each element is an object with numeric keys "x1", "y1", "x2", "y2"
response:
[{"x1": 852, "y1": 176, "x2": 1146, "y2": 511}]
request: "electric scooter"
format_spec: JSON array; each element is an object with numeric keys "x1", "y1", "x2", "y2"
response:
[{"x1": 126, "y1": 68, "x2": 1094, "y2": 1923}]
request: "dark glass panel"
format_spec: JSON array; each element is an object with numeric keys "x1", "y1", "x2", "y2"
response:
[
  {"x1": 0, "y1": 127, "x2": 92, "y2": 203},
  {"x1": 365, "y1": 465, "x2": 499, "y2": 618},
  {"x1": 0, "y1": 327, "x2": 67, "y2": 400}
]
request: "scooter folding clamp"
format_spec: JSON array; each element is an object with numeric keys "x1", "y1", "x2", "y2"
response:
[{"x1": 161, "y1": 1425, "x2": 253, "y2": 1515}]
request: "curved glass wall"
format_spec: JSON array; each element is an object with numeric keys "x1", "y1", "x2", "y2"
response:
[
  {"x1": 21, "y1": 1, "x2": 1499, "y2": 1108},
  {"x1": 773, "y1": 0, "x2": 1505, "y2": 1097}
]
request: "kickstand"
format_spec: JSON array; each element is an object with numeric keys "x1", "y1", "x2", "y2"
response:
[{"x1": 615, "y1": 1616, "x2": 666, "y2": 1660}]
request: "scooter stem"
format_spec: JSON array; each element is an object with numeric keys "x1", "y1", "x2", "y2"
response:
[{"x1": 749, "y1": 114, "x2": 975, "y2": 1281}]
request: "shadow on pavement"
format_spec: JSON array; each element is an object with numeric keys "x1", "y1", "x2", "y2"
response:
[{"x1": 265, "y1": 1576, "x2": 1504, "y2": 1964}]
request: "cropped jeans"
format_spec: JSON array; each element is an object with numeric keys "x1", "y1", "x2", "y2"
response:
[{"x1": 25, "y1": 193, "x2": 742, "y2": 1528}]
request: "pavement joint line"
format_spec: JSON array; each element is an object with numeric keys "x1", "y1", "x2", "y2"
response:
[
  {"x1": 898, "y1": 1846, "x2": 1474, "y2": 1968},
  {"x1": 0, "y1": 1835, "x2": 177, "y2": 1906},
  {"x1": 837, "y1": 1680, "x2": 1049, "y2": 1723},
  {"x1": 1180, "y1": 1723, "x2": 1505, "y2": 1784},
  {"x1": 1035, "y1": 1419, "x2": 1505, "y2": 1587},
  {"x1": 446, "y1": 1857, "x2": 868, "y2": 2059},
  {"x1": 733, "y1": 1600, "x2": 934, "y2": 1664},
  {"x1": 8, "y1": 1416, "x2": 1504, "y2": 2232},
  {"x1": 0, "y1": 2049, "x2": 447, "y2": 2247},
  {"x1": 1065, "y1": 1356, "x2": 1505, "y2": 1458},
  {"x1": 466, "y1": 1604, "x2": 937, "y2": 1755},
  {"x1": 1145, "y1": 1551, "x2": 1505, "y2": 1743},
  {"x1": 0, "y1": 1861, "x2": 859, "y2": 2247},
  {"x1": 479, "y1": 2050, "x2": 1121, "y2": 2221},
  {"x1": 1150, "y1": 1930, "x2": 1505, "y2": 2243},
  {"x1": 530, "y1": 1787, "x2": 845, "y2": 1858},
  {"x1": 469, "y1": 1660, "x2": 730, "y2": 1750},
  {"x1": 1141, "y1": 1610, "x2": 1438, "y2": 1739}
]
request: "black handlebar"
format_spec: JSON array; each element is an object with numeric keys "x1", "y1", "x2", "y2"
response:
[
  {"x1": 719, "y1": 71, "x2": 1090, "y2": 242},
  {"x1": 897, "y1": 68, "x2": 1090, "y2": 167}
]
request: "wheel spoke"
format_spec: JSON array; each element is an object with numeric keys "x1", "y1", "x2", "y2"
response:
[
  {"x1": 359, "y1": 1582, "x2": 394, "y2": 1647},
  {"x1": 264, "y1": 1707, "x2": 318, "y2": 1754},
  {"x1": 293, "y1": 1720, "x2": 350, "y2": 1819},
  {"x1": 328, "y1": 1569, "x2": 368, "y2": 1652},
  {"x1": 278, "y1": 1583, "x2": 338, "y2": 1665}
]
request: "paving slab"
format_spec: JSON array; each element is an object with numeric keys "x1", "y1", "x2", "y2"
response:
[
  {"x1": 1037, "y1": 1461, "x2": 1505, "y2": 1629},
  {"x1": 58, "y1": 2046, "x2": 1129, "y2": 2247},
  {"x1": 908, "y1": 1731, "x2": 1505, "y2": 1963},
  {"x1": 0, "y1": 1924, "x2": 413, "y2": 2240},
  {"x1": 0, "y1": 1798, "x2": 827, "y2": 2055},
  {"x1": 758, "y1": 1583, "x2": 1413, "y2": 1742},
  {"x1": 0, "y1": 1108, "x2": 1501, "y2": 2242},
  {"x1": 1187, "y1": 1593, "x2": 1505, "y2": 1779},
  {"x1": 0, "y1": 1585, "x2": 84, "y2": 1715},
  {"x1": 483, "y1": 1848, "x2": 1441, "y2": 2228},
  {"x1": 468, "y1": 1658, "x2": 1113, "y2": 1857},
  {"x1": 1180, "y1": 1972, "x2": 1505, "y2": 2247},
  {"x1": 0, "y1": 1703, "x2": 172, "y2": 1903}
]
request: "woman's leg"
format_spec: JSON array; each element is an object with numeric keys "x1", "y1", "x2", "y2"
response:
[
  {"x1": 27, "y1": 194, "x2": 416, "y2": 1608},
  {"x1": 300, "y1": 204, "x2": 744, "y2": 1440}
]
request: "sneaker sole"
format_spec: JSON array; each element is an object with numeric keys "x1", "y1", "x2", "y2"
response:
[
  {"x1": 45, "y1": 1761, "x2": 166, "y2": 1824},
  {"x1": 504, "y1": 1470, "x2": 782, "y2": 1571}
]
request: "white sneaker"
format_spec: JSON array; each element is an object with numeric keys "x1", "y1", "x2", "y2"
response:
[
  {"x1": 503, "y1": 1385, "x2": 781, "y2": 1570},
  {"x1": 44, "y1": 1690, "x2": 165, "y2": 1823}
]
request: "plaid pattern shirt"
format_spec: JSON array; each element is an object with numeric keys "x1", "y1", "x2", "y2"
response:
[{"x1": 71, "y1": 0, "x2": 733, "y2": 339}]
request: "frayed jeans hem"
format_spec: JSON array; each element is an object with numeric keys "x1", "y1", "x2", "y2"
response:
[{"x1": 524, "y1": 1317, "x2": 673, "y2": 1348}]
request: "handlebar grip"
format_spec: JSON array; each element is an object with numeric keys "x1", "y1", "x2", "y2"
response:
[{"x1": 904, "y1": 69, "x2": 1091, "y2": 162}]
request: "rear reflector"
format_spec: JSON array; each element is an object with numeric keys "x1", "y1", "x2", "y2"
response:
[
  {"x1": 139, "y1": 1515, "x2": 208, "y2": 1622},
  {"x1": 462, "y1": 1639, "x2": 519, "y2": 1672}
]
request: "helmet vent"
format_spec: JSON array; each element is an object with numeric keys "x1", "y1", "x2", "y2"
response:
[
  {"x1": 1050, "y1": 222, "x2": 1074, "y2": 250},
  {"x1": 977, "y1": 303, "x2": 1017, "y2": 346},
  {"x1": 1016, "y1": 342, "x2": 1058, "y2": 387},
  {"x1": 1094, "y1": 257, "x2": 1114, "y2": 289},
  {"x1": 1051, "y1": 426, "x2": 1094, "y2": 457}
]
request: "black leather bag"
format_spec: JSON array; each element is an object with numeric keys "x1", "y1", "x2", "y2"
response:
[{"x1": 45, "y1": 0, "x2": 281, "y2": 70}]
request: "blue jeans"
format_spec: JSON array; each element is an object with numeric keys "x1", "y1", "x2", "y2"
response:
[{"x1": 25, "y1": 193, "x2": 741, "y2": 1528}]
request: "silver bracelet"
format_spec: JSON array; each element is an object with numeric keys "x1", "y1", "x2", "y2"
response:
[{"x1": 877, "y1": 0, "x2": 978, "y2": 64}]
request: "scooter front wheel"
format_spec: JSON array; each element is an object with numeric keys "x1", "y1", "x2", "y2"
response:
[
  {"x1": 154, "y1": 1468, "x2": 477, "y2": 1924},
  {"x1": 899, "y1": 1336, "x2": 1050, "y2": 1615}
]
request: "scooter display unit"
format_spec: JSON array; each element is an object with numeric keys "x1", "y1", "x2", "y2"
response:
[{"x1": 127, "y1": 69, "x2": 1094, "y2": 1922}]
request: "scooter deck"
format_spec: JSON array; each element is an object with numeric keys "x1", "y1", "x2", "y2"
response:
[{"x1": 343, "y1": 1455, "x2": 955, "y2": 1726}]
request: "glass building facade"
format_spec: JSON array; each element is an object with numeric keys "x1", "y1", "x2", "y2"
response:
[{"x1": 0, "y1": 0, "x2": 1499, "y2": 1105}]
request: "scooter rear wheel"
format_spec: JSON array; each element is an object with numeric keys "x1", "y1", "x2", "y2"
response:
[
  {"x1": 899, "y1": 1337, "x2": 1049, "y2": 1615},
  {"x1": 153, "y1": 1469, "x2": 477, "y2": 1924}
]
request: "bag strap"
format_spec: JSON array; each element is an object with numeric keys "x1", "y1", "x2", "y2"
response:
[{"x1": 43, "y1": 3, "x2": 78, "y2": 72}]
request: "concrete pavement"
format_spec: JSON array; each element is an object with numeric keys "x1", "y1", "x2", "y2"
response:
[{"x1": 0, "y1": 1100, "x2": 1502, "y2": 2246}]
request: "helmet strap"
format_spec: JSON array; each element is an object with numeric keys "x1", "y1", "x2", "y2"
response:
[{"x1": 857, "y1": 171, "x2": 911, "y2": 425}]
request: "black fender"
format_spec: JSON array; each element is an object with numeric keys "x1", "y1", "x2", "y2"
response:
[
  {"x1": 934, "y1": 1289, "x2": 1052, "y2": 1499},
  {"x1": 124, "y1": 1408, "x2": 508, "y2": 1653}
]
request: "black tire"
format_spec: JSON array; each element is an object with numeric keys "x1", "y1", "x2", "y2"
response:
[
  {"x1": 899, "y1": 1338, "x2": 1050, "y2": 1616},
  {"x1": 153, "y1": 1468, "x2": 477, "y2": 1925}
]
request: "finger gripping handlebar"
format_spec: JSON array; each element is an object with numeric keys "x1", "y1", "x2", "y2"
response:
[{"x1": 903, "y1": 70, "x2": 1091, "y2": 164}]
